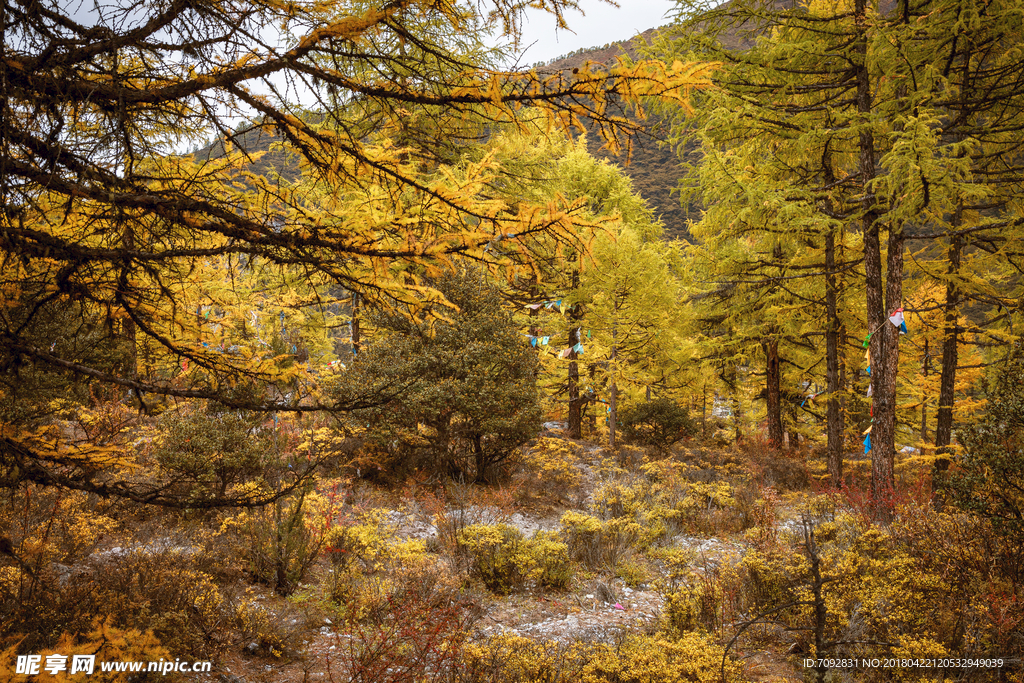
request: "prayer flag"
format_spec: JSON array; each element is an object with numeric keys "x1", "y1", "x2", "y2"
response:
[{"x1": 889, "y1": 308, "x2": 907, "y2": 334}]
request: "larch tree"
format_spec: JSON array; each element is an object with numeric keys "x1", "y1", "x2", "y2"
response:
[
  {"x1": 651, "y1": 0, "x2": 1024, "y2": 513},
  {"x1": 0, "y1": 0, "x2": 714, "y2": 506},
  {"x1": 480, "y1": 130, "x2": 672, "y2": 438},
  {"x1": 647, "y1": 0, "x2": 869, "y2": 473},
  {"x1": 575, "y1": 226, "x2": 685, "y2": 448}
]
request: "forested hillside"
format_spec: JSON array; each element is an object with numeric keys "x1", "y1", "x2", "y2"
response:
[{"x1": 2, "y1": 0, "x2": 1023, "y2": 681}]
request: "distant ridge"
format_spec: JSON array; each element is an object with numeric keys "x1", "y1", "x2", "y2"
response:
[
  {"x1": 541, "y1": 27, "x2": 665, "y2": 72},
  {"x1": 193, "y1": 26, "x2": 694, "y2": 241},
  {"x1": 537, "y1": 27, "x2": 695, "y2": 242}
]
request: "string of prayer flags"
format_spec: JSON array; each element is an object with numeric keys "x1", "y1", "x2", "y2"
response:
[
  {"x1": 526, "y1": 300, "x2": 569, "y2": 312},
  {"x1": 888, "y1": 308, "x2": 907, "y2": 334},
  {"x1": 557, "y1": 343, "x2": 585, "y2": 358}
]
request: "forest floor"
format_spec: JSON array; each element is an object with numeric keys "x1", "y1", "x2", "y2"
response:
[{"x1": 178, "y1": 429, "x2": 814, "y2": 683}]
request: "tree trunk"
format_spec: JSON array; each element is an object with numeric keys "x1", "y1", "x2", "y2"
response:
[
  {"x1": 568, "y1": 327, "x2": 581, "y2": 438},
  {"x1": 855, "y1": 0, "x2": 895, "y2": 519},
  {"x1": 727, "y1": 365, "x2": 743, "y2": 443},
  {"x1": 609, "y1": 321, "x2": 618, "y2": 449},
  {"x1": 872, "y1": 226, "x2": 904, "y2": 518},
  {"x1": 351, "y1": 292, "x2": 361, "y2": 355},
  {"x1": 473, "y1": 436, "x2": 489, "y2": 484},
  {"x1": 825, "y1": 227, "x2": 845, "y2": 487},
  {"x1": 119, "y1": 221, "x2": 139, "y2": 387},
  {"x1": 934, "y1": 232, "x2": 962, "y2": 475},
  {"x1": 568, "y1": 270, "x2": 582, "y2": 438},
  {"x1": 764, "y1": 338, "x2": 784, "y2": 449},
  {"x1": 702, "y1": 382, "x2": 708, "y2": 437},
  {"x1": 920, "y1": 337, "x2": 929, "y2": 443}
]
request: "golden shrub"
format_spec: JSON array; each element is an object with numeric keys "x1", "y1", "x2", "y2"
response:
[
  {"x1": 457, "y1": 523, "x2": 572, "y2": 594},
  {"x1": 519, "y1": 437, "x2": 584, "y2": 501}
]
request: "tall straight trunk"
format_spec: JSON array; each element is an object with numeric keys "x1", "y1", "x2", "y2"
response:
[
  {"x1": 702, "y1": 382, "x2": 708, "y2": 437},
  {"x1": 351, "y1": 292, "x2": 361, "y2": 355},
  {"x1": 825, "y1": 227, "x2": 845, "y2": 487},
  {"x1": 855, "y1": 0, "x2": 895, "y2": 518},
  {"x1": 730, "y1": 365, "x2": 743, "y2": 443},
  {"x1": 920, "y1": 338, "x2": 929, "y2": 443},
  {"x1": 764, "y1": 241, "x2": 784, "y2": 449},
  {"x1": 764, "y1": 338, "x2": 783, "y2": 448},
  {"x1": 870, "y1": 226, "x2": 904, "y2": 519},
  {"x1": 121, "y1": 222, "x2": 139, "y2": 383},
  {"x1": 568, "y1": 268, "x2": 582, "y2": 438},
  {"x1": 934, "y1": 231, "x2": 962, "y2": 472},
  {"x1": 935, "y1": 48, "x2": 971, "y2": 488},
  {"x1": 609, "y1": 319, "x2": 618, "y2": 448}
]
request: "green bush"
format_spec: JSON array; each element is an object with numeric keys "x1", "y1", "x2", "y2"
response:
[
  {"x1": 619, "y1": 398, "x2": 696, "y2": 450},
  {"x1": 330, "y1": 271, "x2": 542, "y2": 483},
  {"x1": 153, "y1": 405, "x2": 272, "y2": 497}
]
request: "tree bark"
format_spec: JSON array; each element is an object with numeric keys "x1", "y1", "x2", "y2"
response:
[
  {"x1": 934, "y1": 232, "x2": 962, "y2": 472},
  {"x1": 825, "y1": 227, "x2": 845, "y2": 487},
  {"x1": 764, "y1": 338, "x2": 784, "y2": 449},
  {"x1": 568, "y1": 270, "x2": 582, "y2": 438},
  {"x1": 920, "y1": 337, "x2": 929, "y2": 444},
  {"x1": 351, "y1": 292, "x2": 361, "y2": 355},
  {"x1": 855, "y1": 0, "x2": 896, "y2": 519},
  {"x1": 609, "y1": 320, "x2": 618, "y2": 448}
]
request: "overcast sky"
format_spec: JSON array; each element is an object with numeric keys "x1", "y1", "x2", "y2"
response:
[{"x1": 510, "y1": 0, "x2": 680, "y2": 67}]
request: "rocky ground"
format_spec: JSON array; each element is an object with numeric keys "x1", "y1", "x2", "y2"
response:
[{"x1": 177, "y1": 436, "x2": 809, "y2": 683}]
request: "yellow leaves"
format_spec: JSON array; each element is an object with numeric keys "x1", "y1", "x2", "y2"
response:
[
  {"x1": 580, "y1": 634, "x2": 743, "y2": 683},
  {"x1": 2, "y1": 424, "x2": 128, "y2": 472},
  {"x1": 294, "y1": 3, "x2": 398, "y2": 51}
]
